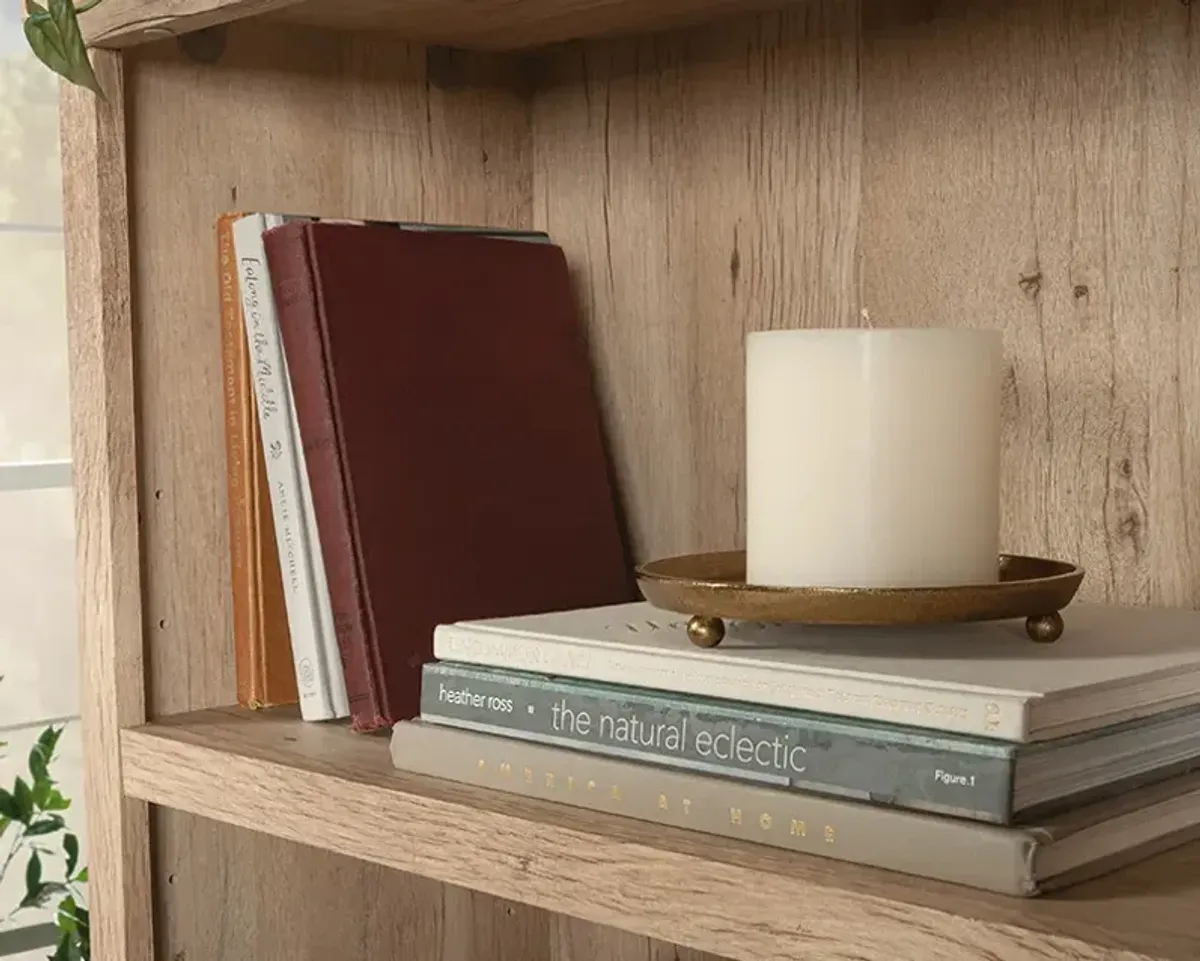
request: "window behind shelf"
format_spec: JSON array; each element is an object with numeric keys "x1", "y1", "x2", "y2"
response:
[{"x1": 0, "y1": 3, "x2": 86, "y2": 957}]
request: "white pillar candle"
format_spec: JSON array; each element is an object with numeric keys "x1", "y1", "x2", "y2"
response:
[{"x1": 745, "y1": 328, "x2": 1003, "y2": 589}]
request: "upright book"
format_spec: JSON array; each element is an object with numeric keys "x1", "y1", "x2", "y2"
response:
[
  {"x1": 216, "y1": 213, "x2": 297, "y2": 710},
  {"x1": 232, "y1": 213, "x2": 350, "y2": 721},
  {"x1": 263, "y1": 222, "x2": 635, "y2": 731},
  {"x1": 432, "y1": 600, "x2": 1200, "y2": 741}
]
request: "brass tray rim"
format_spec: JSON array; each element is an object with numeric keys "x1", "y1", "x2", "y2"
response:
[{"x1": 635, "y1": 550, "x2": 1083, "y2": 598}]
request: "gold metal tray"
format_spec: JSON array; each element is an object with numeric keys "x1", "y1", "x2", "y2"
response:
[{"x1": 635, "y1": 551, "x2": 1084, "y2": 648}]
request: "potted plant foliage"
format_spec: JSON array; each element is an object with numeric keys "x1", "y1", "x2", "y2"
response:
[
  {"x1": 22, "y1": 1, "x2": 103, "y2": 95},
  {"x1": 0, "y1": 723, "x2": 89, "y2": 960}
]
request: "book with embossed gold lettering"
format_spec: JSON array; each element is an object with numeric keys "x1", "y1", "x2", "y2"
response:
[
  {"x1": 390, "y1": 720, "x2": 1200, "y2": 897},
  {"x1": 432, "y1": 600, "x2": 1200, "y2": 741}
]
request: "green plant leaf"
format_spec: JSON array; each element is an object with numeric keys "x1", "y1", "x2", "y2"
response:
[
  {"x1": 42, "y1": 788, "x2": 71, "y2": 812},
  {"x1": 26, "y1": 849, "x2": 42, "y2": 888},
  {"x1": 73, "y1": 866, "x2": 87, "y2": 883},
  {"x1": 26, "y1": 815, "x2": 65, "y2": 837},
  {"x1": 37, "y1": 726, "x2": 62, "y2": 761},
  {"x1": 0, "y1": 788, "x2": 22, "y2": 822},
  {"x1": 14, "y1": 777, "x2": 35, "y2": 824},
  {"x1": 20, "y1": 881, "x2": 66, "y2": 910},
  {"x1": 64, "y1": 834, "x2": 78, "y2": 877},
  {"x1": 76, "y1": 903, "x2": 89, "y2": 961},
  {"x1": 56, "y1": 895, "x2": 77, "y2": 934},
  {"x1": 24, "y1": 0, "x2": 104, "y2": 97},
  {"x1": 31, "y1": 727, "x2": 62, "y2": 791},
  {"x1": 22, "y1": 849, "x2": 45, "y2": 907},
  {"x1": 23, "y1": 8, "x2": 71, "y2": 80},
  {"x1": 29, "y1": 747, "x2": 48, "y2": 786},
  {"x1": 47, "y1": 0, "x2": 103, "y2": 96}
]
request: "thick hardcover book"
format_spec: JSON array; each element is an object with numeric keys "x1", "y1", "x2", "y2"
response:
[
  {"x1": 433, "y1": 600, "x2": 1200, "y2": 741},
  {"x1": 263, "y1": 222, "x2": 634, "y2": 731},
  {"x1": 421, "y1": 661, "x2": 1018, "y2": 822},
  {"x1": 390, "y1": 720, "x2": 1200, "y2": 897},
  {"x1": 216, "y1": 213, "x2": 297, "y2": 710}
]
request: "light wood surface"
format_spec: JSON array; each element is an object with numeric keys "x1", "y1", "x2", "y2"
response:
[
  {"x1": 79, "y1": 0, "x2": 796, "y2": 51},
  {"x1": 123, "y1": 707, "x2": 1200, "y2": 961},
  {"x1": 532, "y1": 1, "x2": 861, "y2": 558},
  {"x1": 59, "y1": 50, "x2": 155, "y2": 961},
  {"x1": 59, "y1": 0, "x2": 1200, "y2": 959}
]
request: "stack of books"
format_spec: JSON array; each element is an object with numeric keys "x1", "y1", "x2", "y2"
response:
[{"x1": 391, "y1": 601, "x2": 1200, "y2": 896}]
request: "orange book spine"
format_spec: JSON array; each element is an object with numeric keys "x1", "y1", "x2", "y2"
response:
[{"x1": 218, "y1": 213, "x2": 299, "y2": 708}]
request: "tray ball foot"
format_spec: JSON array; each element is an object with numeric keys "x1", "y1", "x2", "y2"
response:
[
  {"x1": 1026, "y1": 611, "x2": 1064, "y2": 644},
  {"x1": 686, "y1": 615, "x2": 726, "y2": 648}
]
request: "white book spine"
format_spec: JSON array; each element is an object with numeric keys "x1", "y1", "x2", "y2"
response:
[
  {"x1": 232, "y1": 213, "x2": 349, "y2": 721},
  {"x1": 433, "y1": 624, "x2": 1030, "y2": 740}
]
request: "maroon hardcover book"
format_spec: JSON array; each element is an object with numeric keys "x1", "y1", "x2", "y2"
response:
[{"x1": 263, "y1": 222, "x2": 634, "y2": 731}]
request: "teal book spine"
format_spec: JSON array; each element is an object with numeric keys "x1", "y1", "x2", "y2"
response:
[{"x1": 420, "y1": 661, "x2": 1016, "y2": 823}]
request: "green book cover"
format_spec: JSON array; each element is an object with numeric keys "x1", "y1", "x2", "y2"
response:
[{"x1": 421, "y1": 661, "x2": 1016, "y2": 822}]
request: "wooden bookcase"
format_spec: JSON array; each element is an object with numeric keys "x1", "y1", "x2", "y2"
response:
[{"x1": 60, "y1": 1, "x2": 1200, "y2": 959}]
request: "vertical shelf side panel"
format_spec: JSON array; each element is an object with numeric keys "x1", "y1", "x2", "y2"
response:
[{"x1": 60, "y1": 49, "x2": 155, "y2": 961}]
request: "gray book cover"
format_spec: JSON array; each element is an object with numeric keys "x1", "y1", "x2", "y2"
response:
[
  {"x1": 391, "y1": 720, "x2": 1200, "y2": 898},
  {"x1": 421, "y1": 661, "x2": 1015, "y2": 822}
]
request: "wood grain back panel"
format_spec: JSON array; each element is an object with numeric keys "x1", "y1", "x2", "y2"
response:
[
  {"x1": 532, "y1": 1, "x2": 862, "y2": 560},
  {"x1": 859, "y1": 0, "x2": 1200, "y2": 609},
  {"x1": 538, "y1": 0, "x2": 1200, "y2": 617}
]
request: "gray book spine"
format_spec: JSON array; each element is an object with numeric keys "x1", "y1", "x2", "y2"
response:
[
  {"x1": 390, "y1": 720, "x2": 1042, "y2": 897},
  {"x1": 421, "y1": 662, "x2": 1015, "y2": 822}
]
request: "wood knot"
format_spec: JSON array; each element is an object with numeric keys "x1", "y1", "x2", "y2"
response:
[
  {"x1": 1118, "y1": 512, "x2": 1142, "y2": 540},
  {"x1": 1002, "y1": 364, "x2": 1020, "y2": 409},
  {"x1": 1073, "y1": 284, "x2": 1090, "y2": 300},
  {"x1": 1018, "y1": 271, "x2": 1043, "y2": 300}
]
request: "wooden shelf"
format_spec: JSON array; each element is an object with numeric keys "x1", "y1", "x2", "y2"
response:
[
  {"x1": 79, "y1": 0, "x2": 788, "y2": 50},
  {"x1": 122, "y1": 707, "x2": 1200, "y2": 961}
]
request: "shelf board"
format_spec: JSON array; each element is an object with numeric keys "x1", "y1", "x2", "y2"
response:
[
  {"x1": 123, "y1": 707, "x2": 1200, "y2": 961},
  {"x1": 79, "y1": 0, "x2": 789, "y2": 50}
]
